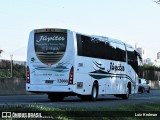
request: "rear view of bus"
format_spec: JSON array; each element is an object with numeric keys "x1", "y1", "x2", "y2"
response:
[{"x1": 26, "y1": 28, "x2": 75, "y2": 101}]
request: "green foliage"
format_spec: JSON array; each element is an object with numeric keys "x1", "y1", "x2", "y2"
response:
[
  {"x1": 13, "y1": 64, "x2": 26, "y2": 78},
  {"x1": 139, "y1": 64, "x2": 160, "y2": 71},
  {"x1": 0, "y1": 60, "x2": 25, "y2": 78},
  {"x1": 138, "y1": 64, "x2": 160, "y2": 80},
  {"x1": 0, "y1": 103, "x2": 160, "y2": 120}
]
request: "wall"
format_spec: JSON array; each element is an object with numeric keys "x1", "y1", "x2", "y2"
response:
[
  {"x1": 0, "y1": 78, "x2": 26, "y2": 95},
  {"x1": 149, "y1": 80, "x2": 160, "y2": 89},
  {"x1": 139, "y1": 70, "x2": 160, "y2": 81},
  {"x1": 0, "y1": 78, "x2": 159, "y2": 95},
  {"x1": 138, "y1": 70, "x2": 160, "y2": 89}
]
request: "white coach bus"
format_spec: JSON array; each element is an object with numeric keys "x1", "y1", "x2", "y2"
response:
[{"x1": 26, "y1": 28, "x2": 141, "y2": 101}]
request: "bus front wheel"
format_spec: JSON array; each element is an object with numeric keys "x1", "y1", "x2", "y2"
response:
[{"x1": 122, "y1": 88, "x2": 129, "y2": 99}]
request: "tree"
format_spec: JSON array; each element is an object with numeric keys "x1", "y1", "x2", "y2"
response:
[
  {"x1": 0, "y1": 60, "x2": 26, "y2": 78},
  {"x1": 153, "y1": 0, "x2": 160, "y2": 5}
]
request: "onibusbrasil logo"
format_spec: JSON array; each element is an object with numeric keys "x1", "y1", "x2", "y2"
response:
[{"x1": 1, "y1": 112, "x2": 53, "y2": 119}]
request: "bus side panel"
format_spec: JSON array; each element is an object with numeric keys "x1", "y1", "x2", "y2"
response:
[
  {"x1": 74, "y1": 55, "x2": 93, "y2": 95},
  {"x1": 115, "y1": 62, "x2": 127, "y2": 94},
  {"x1": 127, "y1": 65, "x2": 138, "y2": 94},
  {"x1": 27, "y1": 31, "x2": 37, "y2": 65},
  {"x1": 74, "y1": 56, "x2": 129, "y2": 95},
  {"x1": 105, "y1": 77, "x2": 116, "y2": 94},
  {"x1": 97, "y1": 78, "x2": 106, "y2": 95},
  {"x1": 75, "y1": 73, "x2": 93, "y2": 95}
]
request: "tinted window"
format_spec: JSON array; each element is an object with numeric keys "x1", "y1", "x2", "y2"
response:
[
  {"x1": 35, "y1": 32, "x2": 67, "y2": 53},
  {"x1": 77, "y1": 35, "x2": 106, "y2": 58},
  {"x1": 116, "y1": 43, "x2": 126, "y2": 62},
  {"x1": 34, "y1": 32, "x2": 67, "y2": 65},
  {"x1": 127, "y1": 47, "x2": 138, "y2": 73},
  {"x1": 108, "y1": 42, "x2": 117, "y2": 60},
  {"x1": 77, "y1": 34, "x2": 126, "y2": 62}
]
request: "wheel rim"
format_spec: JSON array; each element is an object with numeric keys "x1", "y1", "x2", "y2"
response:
[
  {"x1": 92, "y1": 86, "x2": 97, "y2": 98},
  {"x1": 127, "y1": 89, "x2": 129, "y2": 97}
]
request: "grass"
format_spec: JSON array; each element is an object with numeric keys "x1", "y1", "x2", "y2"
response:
[{"x1": 0, "y1": 103, "x2": 160, "y2": 120}]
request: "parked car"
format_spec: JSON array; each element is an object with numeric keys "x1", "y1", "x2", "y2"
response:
[{"x1": 138, "y1": 78, "x2": 150, "y2": 93}]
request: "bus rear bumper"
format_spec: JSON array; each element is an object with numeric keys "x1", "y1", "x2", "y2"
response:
[{"x1": 26, "y1": 84, "x2": 76, "y2": 93}]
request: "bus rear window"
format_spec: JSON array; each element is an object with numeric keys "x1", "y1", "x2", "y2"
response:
[
  {"x1": 35, "y1": 32, "x2": 67, "y2": 53},
  {"x1": 34, "y1": 32, "x2": 67, "y2": 65}
]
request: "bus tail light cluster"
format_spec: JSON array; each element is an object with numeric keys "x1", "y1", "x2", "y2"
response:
[
  {"x1": 68, "y1": 66, "x2": 74, "y2": 84},
  {"x1": 26, "y1": 66, "x2": 30, "y2": 84}
]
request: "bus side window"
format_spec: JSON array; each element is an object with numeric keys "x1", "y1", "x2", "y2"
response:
[
  {"x1": 76, "y1": 34, "x2": 82, "y2": 56},
  {"x1": 127, "y1": 47, "x2": 138, "y2": 74},
  {"x1": 116, "y1": 43, "x2": 126, "y2": 62}
]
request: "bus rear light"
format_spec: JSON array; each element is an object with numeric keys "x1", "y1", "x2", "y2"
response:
[
  {"x1": 26, "y1": 66, "x2": 30, "y2": 84},
  {"x1": 68, "y1": 66, "x2": 74, "y2": 85}
]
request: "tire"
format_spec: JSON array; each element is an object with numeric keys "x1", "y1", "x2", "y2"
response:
[
  {"x1": 147, "y1": 88, "x2": 150, "y2": 93},
  {"x1": 141, "y1": 88, "x2": 144, "y2": 93},
  {"x1": 122, "y1": 88, "x2": 129, "y2": 99},
  {"x1": 89, "y1": 83, "x2": 98, "y2": 101}
]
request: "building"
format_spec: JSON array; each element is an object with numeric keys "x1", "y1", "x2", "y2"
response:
[
  {"x1": 136, "y1": 47, "x2": 147, "y2": 63},
  {"x1": 136, "y1": 46, "x2": 160, "y2": 66},
  {"x1": 143, "y1": 58, "x2": 154, "y2": 65},
  {"x1": 154, "y1": 59, "x2": 160, "y2": 67}
]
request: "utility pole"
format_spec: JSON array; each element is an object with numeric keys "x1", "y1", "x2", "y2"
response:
[{"x1": 10, "y1": 54, "x2": 13, "y2": 78}]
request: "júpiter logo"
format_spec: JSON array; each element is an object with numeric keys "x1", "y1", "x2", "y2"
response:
[
  {"x1": 110, "y1": 62, "x2": 125, "y2": 72},
  {"x1": 36, "y1": 35, "x2": 65, "y2": 42}
]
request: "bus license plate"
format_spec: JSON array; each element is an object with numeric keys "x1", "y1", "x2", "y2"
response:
[{"x1": 45, "y1": 80, "x2": 54, "y2": 84}]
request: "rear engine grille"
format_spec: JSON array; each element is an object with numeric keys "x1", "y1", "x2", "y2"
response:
[{"x1": 36, "y1": 52, "x2": 64, "y2": 65}]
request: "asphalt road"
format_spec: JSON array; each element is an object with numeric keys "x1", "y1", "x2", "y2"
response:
[{"x1": 0, "y1": 90, "x2": 160, "y2": 108}]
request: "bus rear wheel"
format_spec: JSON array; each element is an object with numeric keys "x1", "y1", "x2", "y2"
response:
[
  {"x1": 79, "y1": 83, "x2": 98, "y2": 101},
  {"x1": 89, "y1": 83, "x2": 98, "y2": 101}
]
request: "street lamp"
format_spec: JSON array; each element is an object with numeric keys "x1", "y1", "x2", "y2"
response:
[{"x1": 10, "y1": 54, "x2": 13, "y2": 78}]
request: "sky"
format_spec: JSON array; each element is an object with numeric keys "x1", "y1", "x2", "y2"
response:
[{"x1": 0, "y1": 0, "x2": 160, "y2": 61}]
